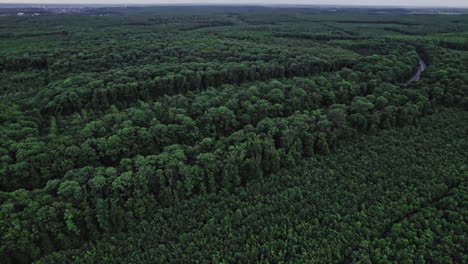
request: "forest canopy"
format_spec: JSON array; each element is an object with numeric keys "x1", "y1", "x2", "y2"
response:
[{"x1": 0, "y1": 5, "x2": 467, "y2": 264}]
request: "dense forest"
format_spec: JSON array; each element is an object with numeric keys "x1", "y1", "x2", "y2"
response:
[{"x1": 0, "y1": 6, "x2": 467, "y2": 263}]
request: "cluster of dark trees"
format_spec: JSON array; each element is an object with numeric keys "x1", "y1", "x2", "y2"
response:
[
  {"x1": 0, "y1": 7, "x2": 467, "y2": 264},
  {"x1": 274, "y1": 32, "x2": 368, "y2": 41},
  {"x1": 438, "y1": 40, "x2": 468, "y2": 51},
  {"x1": 0, "y1": 55, "x2": 49, "y2": 71}
]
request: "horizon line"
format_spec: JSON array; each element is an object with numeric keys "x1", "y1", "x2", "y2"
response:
[{"x1": 1, "y1": 3, "x2": 468, "y2": 8}]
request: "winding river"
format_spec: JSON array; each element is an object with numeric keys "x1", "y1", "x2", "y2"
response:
[{"x1": 408, "y1": 59, "x2": 427, "y2": 82}]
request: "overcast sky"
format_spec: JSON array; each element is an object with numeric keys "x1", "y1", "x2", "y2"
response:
[{"x1": 1, "y1": 0, "x2": 467, "y2": 8}]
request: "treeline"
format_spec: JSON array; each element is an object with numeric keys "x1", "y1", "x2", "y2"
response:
[
  {"x1": 180, "y1": 20, "x2": 235, "y2": 31},
  {"x1": 438, "y1": 40, "x2": 468, "y2": 51},
  {"x1": 274, "y1": 33, "x2": 368, "y2": 41},
  {"x1": 46, "y1": 36, "x2": 351, "y2": 76},
  {"x1": 0, "y1": 55, "x2": 49, "y2": 71},
  {"x1": 334, "y1": 20, "x2": 418, "y2": 26},
  {"x1": 384, "y1": 27, "x2": 421, "y2": 36},
  {"x1": 36, "y1": 44, "x2": 419, "y2": 116},
  {"x1": 37, "y1": 57, "x2": 353, "y2": 116}
]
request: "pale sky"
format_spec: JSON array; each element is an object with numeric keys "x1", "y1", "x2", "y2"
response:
[{"x1": 0, "y1": 0, "x2": 467, "y2": 8}]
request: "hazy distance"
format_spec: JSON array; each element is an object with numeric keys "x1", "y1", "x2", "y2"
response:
[{"x1": 1, "y1": 0, "x2": 468, "y2": 8}]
